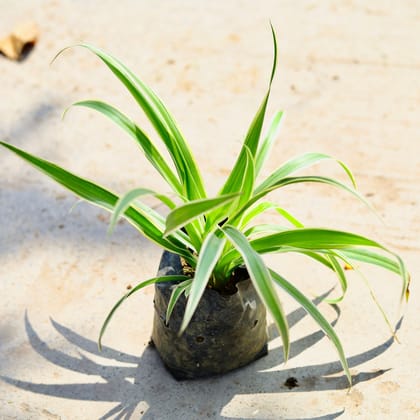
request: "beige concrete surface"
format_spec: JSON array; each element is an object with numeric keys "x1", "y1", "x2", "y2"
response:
[{"x1": 1, "y1": 1, "x2": 419, "y2": 418}]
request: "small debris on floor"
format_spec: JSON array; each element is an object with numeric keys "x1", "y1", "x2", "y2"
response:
[
  {"x1": 0, "y1": 22, "x2": 39, "y2": 60},
  {"x1": 284, "y1": 376, "x2": 299, "y2": 389}
]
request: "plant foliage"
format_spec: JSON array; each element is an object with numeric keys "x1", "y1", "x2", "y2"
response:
[{"x1": 1, "y1": 25, "x2": 409, "y2": 386}]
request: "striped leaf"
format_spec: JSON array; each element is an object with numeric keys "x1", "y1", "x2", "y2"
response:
[
  {"x1": 179, "y1": 231, "x2": 226, "y2": 334},
  {"x1": 269, "y1": 269, "x2": 351, "y2": 386},
  {"x1": 55, "y1": 44, "x2": 206, "y2": 200},
  {"x1": 68, "y1": 100, "x2": 182, "y2": 194},
  {"x1": 222, "y1": 225, "x2": 290, "y2": 361}
]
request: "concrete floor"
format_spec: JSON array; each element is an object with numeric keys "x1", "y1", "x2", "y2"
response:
[{"x1": 1, "y1": 1, "x2": 419, "y2": 418}]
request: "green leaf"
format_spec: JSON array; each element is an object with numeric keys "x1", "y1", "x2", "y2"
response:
[
  {"x1": 128, "y1": 193, "x2": 196, "y2": 254},
  {"x1": 164, "y1": 193, "x2": 240, "y2": 237},
  {"x1": 98, "y1": 275, "x2": 188, "y2": 349},
  {"x1": 222, "y1": 225, "x2": 290, "y2": 361},
  {"x1": 179, "y1": 231, "x2": 226, "y2": 334},
  {"x1": 214, "y1": 147, "x2": 255, "y2": 228},
  {"x1": 215, "y1": 147, "x2": 254, "y2": 225},
  {"x1": 243, "y1": 23, "x2": 278, "y2": 156},
  {"x1": 336, "y1": 248, "x2": 410, "y2": 324},
  {"x1": 108, "y1": 187, "x2": 175, "y2": 234},
  {"x1": 269, "y1": 269, "x2": 352, "y2": 386},
  {"x1": 218, "y1": 24, "x2": 278, "y2": 196},
  {"x1": 220, "y1": 226, "x2": 408, "y2": 308},
  {"x1": 267, "y1": 175, "x2": 363, "y2": 202},
  {"x1": 120, "y1": 50, "x2": 206, "y2": 199},
  {"x1": 338, "y1": 248, "x2": 401, "y2": 275},
  {"x1": 68, "y1": 100, "x2": 182, "y2": 194},
  {"x1": 244, "y1": 224, "x2": 287, "y2": 238},
  {"x1": 340, "y1": 254, "x2": 401, "y2": 339},
  {"x1": 242, "y1": 92, "x2": 270, "y2": 159},
  {"x1": 232, "y1": 174, "x2": 371, "y2": 224},
  {"x1": 166, "y1": 278, "x2": 193, "y2": 324},
  {"x1": 268, "y1": 22, "x2": 278, "y2": 84},
  {"x1": 56, "y1": 44, "x2": 206, "y2": 200},
  {"x1": 226, "y1": 146, "x2": 253, "y2": 196},
  {"x1": 217, "y1": 238, "x2": 344, "y2": 288},
  {"x1": 255, "y1": 152, "x2": 357, "y2": 194},
  {"x1": 0, "y1": 141, "x2": 193, "y2": 262},
  {"x1": 251, "y1": 227, "x2": 408, "y2": 304},
  {"x1": 241, "y1": 201, "x2": 304, "y2": 229},
  {"x1": 324, "y1": 254, "x2": 348, "y2": 304},
  {"x1": 250, "y1": 228, "x2": 383, "y2": 252},
  {"x1": 236, "y1": 147, "x2": 255, "y2": 210},
  {"x1": 255, "y1": 110, "x2": 284, "y2": 175},
  {"x1": 218, "y1": 245, "x2": 337, "y2": 278}
]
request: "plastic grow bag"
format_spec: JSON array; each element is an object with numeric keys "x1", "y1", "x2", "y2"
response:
[{"x1": 151, "y1": 251, "x2": 268, "y2": 380}]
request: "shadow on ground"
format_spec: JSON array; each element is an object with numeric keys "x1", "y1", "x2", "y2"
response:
[
  {"x1": 4, "y1": 101, "x2": 59, "y2": 143},
  {"x1": 1, "y1": 292, "x2": 400, "y2": 420},
  {"x1": 0, "y1": 188, "x2": 151, "y2": 257}
]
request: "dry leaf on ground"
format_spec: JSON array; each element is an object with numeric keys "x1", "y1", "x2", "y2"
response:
[{"x1": 0, "y1": 22, "x2": 39, "y2": 60}]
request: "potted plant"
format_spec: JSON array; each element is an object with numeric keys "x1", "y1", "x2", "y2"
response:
[{"x1": 0, "y1": 26, "x2": 409, "y2": 385}]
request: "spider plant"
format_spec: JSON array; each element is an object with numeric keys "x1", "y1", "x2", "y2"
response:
[{"x1": 0, "y1": 25, "x2": 408, "y2": 386}]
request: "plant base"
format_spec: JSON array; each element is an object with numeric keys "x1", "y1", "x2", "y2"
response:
[{"x1": 151, "y1": 251, "x2": 268, "y2": 380}]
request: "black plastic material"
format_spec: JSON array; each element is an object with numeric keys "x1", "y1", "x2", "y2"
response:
[{"x1": 151, "y1": 251, "x2": 268, "y2": 380}]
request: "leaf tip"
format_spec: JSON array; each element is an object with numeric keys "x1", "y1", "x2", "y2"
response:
[
  {"x1": 177, "y1": 324, "x2": 187, "y2": 338},
  {"x1": 405, "y1": 273, "x2": 411, "y2": 302},
  {"x1": 61, "y1": 105, "x2": 72, "y2": 121},
  {"x1": 269, "y1": 22, "x2": 278, "y2": 84},
  {"x1": 97, "y1": 334, "x2": 103, "y2": 352},
  {"x1": 50, "y1": 45, "x2": 74, "y2": 66}
]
